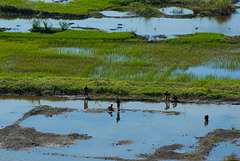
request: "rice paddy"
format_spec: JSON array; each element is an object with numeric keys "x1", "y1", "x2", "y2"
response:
[{"x1": 0, "y1": 30, "x2": 239, "y2": 100}]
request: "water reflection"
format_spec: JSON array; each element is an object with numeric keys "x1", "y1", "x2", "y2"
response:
[
  {"x1": 206, "y1": 15, "x2": 232, "y2": 24},
  {"x1": 159, "y1": 7, "x2": 194, "y2": 15},
  {"x1": 84, "y1": 100, "x2": 88, "y2": 109},
  {"x1": 1, "y1": 11, "x2": 240, "y2": 39},
  {"x1": 0, "y1": 97, "x2": 240, "y2": 160},
  {"x1": 164, "y1": 101, "x2": 178, "y2": 111},
  {"x1": 116, "y1": 111, "x2": 120, "y2": 123}
]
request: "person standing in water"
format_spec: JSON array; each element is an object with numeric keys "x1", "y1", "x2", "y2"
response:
[
  {"x1": 164, "y1": 91, "x2": 171, "y2": 101},
  {"x1": 116, "y1": 98, "x2": 120, "y2": 111},
  {"x1": 84, "y1": 85, "x2": 88, "y2": 98}
]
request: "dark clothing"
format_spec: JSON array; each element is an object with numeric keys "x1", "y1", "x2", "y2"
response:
[
  {"x1": 172, "y1": 94, "x2": 178, "y2": 101},
  {"x1": 108, "y1": 105, "x2": 114, "y2": 111},
  {"x1": 84, "y1": 85, "x2": 88, "y2": 97},
  {"x1": 116, "y1": 98, "x2": 120, "y2": 110},
  {"x1": 204, "y1": 115, "x2": 209, "y2": 122}
]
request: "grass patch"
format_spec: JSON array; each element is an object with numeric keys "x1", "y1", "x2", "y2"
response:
[
  {"x1": 181, "y1": 153, "x2": 197, "y2": 158},
  {"x1": 211, "y1": 137, "x2": 226, "y2": 142},
  {"x1": 0, "y1": 31, "x2": 239, "y2": 100}
]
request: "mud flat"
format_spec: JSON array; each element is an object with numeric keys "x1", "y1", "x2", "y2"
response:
[
  {"x1": 15, "y1": 105, "x2": 76, "y2": 124},
  {"x1": 0, "y1": 106, "x2": 92, "y2": 151},
  {"x1": 43, "y1": 128, "x2": 240, "y2": 160},
  {"x1": 82, "y1": 108, "x2": 180, "y2": 115}
]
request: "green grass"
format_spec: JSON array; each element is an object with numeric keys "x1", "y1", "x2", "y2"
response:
[
  {"x1": 0, "y1": 0, "x2": 235, "y2": 17},
  {"x1": 211, "y1": 137, "x2": 226, "y2": 142},
  {"x1": 0, "y1": 0, "x2": 122, "y2": 14},
  {"x1": 0, "y1": 31, "x2": 239, "y2": 100},
  {"x1": 181, "y1": 153, "x2": 198, "y2": 158}
]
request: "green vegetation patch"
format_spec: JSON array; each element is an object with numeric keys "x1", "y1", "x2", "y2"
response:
[
  {"x1": 181, "y1": 153, "x2": 198, "y2": 158},
  {"x1": 0, "y1": 31, "x2": 239, "y2": 101},
  {"x1": 211, "y1": 137, "x2": 226, "y2": 142}
]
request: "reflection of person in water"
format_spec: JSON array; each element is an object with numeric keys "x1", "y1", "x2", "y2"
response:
[
  {"x1": 116, "y1": 111, "x2": 120, "y2": 123},
  {"x1": 108, "y1": 111, "x2": 113, "y2": 117},
  {"x1": 204, "y1": 115, "x2": 209, "y2": 126},
  {"x1": 84, "y1": 100, "x2": 88, "y2": 109},
  {"x1": 116, "y1": 98, "x2": 120, "y2": 111},
  {"x1": 173, "y1": 102, "x2": 177, "y2": 108},
  {"x1": 164, "y1": 101, "x2": 170, "y2": 111}
]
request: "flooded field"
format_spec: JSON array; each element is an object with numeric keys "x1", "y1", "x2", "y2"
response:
[
  {"x1": 0, "y1": 97, "x2": 239, "y2": 161},
  {"x1": 47, "y1": 47, "x2": 240, "y2": 80},
  {"x1": 1, "y1": 7, "x2": 240, "y2": 39}
]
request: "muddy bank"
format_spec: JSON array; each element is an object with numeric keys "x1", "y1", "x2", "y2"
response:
[
  {"x1": 15, "y1": 105, "x2": 76, "y2": 124},
  {"x1": 0, "y1": 105, "x2": 91, "y2": 151},
  {"x1": 53, "y1": 94, "x2": 240, "y2": 105},
  {"x1": 82, "y1": 108, "x2": 180, "y2": 115},
  {"x1": 195, "y1": 129, "x2": 240, "y2": 157},
  {"x1": 45, "y1": 129, "x2": 239, "y2": 161},
  {"x1": 0, "y1": 124, "x2": 92, "y2": 151}
]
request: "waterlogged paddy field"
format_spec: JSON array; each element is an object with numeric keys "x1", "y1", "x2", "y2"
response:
[
  {"x1": 0, "y1": 97, "x2": 239, "y2": 161},
  {"x1": 48, "y1": 47, "x2": 240, "y2": 79}
]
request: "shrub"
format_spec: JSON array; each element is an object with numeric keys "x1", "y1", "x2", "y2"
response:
[
  {"x1": 59, "y1": 21, "x2": 70, "y2": 31},
  {"x1": 31, "y1": 18, "x2": 41, "y2": 30},
  {"x1": 191, "y1": 6, "x2": 201, "y2": 14},
  {"x1": 215, "y1": 0, "x2": 234, "y2": 15},
  {"x1": 130, "y1": 2, "x2": 160, "y2": 16}
]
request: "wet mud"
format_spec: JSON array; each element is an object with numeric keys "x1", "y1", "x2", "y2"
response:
[
  {"x1": 195, "y1": 129, "x2": 240, "y2": 158},
  {"x1": 0, "y1": 105, "x2": 91, "y2": 151},
  {"x1": 82, "y1": 108, "x2": 180, "y2": 115},
  {"x1": 55, "y1": 94, "x2": 240, "y2": 105},
  {"x1": 0, "y1": 104, "x2": 239, "y2": 160},
  {"x1": 15, "y1": 105, "x2": 76, "y2": 124},
  {"x1": 44, "y1": 129, "x2": 240, "y2": 161},
  {"x1": 115, "y1": 140, "x2": 134, "y2": 146},
  {"x1": 0, "y1": 124, "x2": 91, "y2": 151}
]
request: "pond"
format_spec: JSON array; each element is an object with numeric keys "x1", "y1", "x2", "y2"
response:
[
  {"x1": 0, "y1": 96, "x2": 239, "y2": 160},
  {"x1": 0, "y1": 8, "x2": 240, "y2": 39},
  {"x1": 159, "y1": 7, "x2": 194, "y2": 15}
]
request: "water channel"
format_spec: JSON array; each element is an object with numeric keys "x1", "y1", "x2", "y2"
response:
[
  {"x1": 1, "y1": 4, "x2": 240, "y2": 39},
  {"x1": 0, "y1": 96, "x2": 239, "y2": 160}
]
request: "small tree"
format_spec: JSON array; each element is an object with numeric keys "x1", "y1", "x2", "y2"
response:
[
  {"x1": 59, "y1": 21, "x2": 70, "y2": 31},
  {"x1": 31, "y1": 18, "x2": 41, "y2": 30},
  {"x1": 42, "y1": 20, "x2": 52, "y2": 31}
]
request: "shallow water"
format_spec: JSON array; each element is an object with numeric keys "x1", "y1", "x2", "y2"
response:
[
  {"x1": 186, "y1": 66, "x2": 240, "y2": 79},
  {"x1": 100, "y1": 11, "x2": 135, "y2": 17},
  {"x1": 1, "y1": 10, "x2": 240, "y2": 39},
  {"x1": 0, "y1": 96, "x2": 239, "y2": 160},
  {"x1": 159, "y1": 7, "x2": 194, "y2": 15}
]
